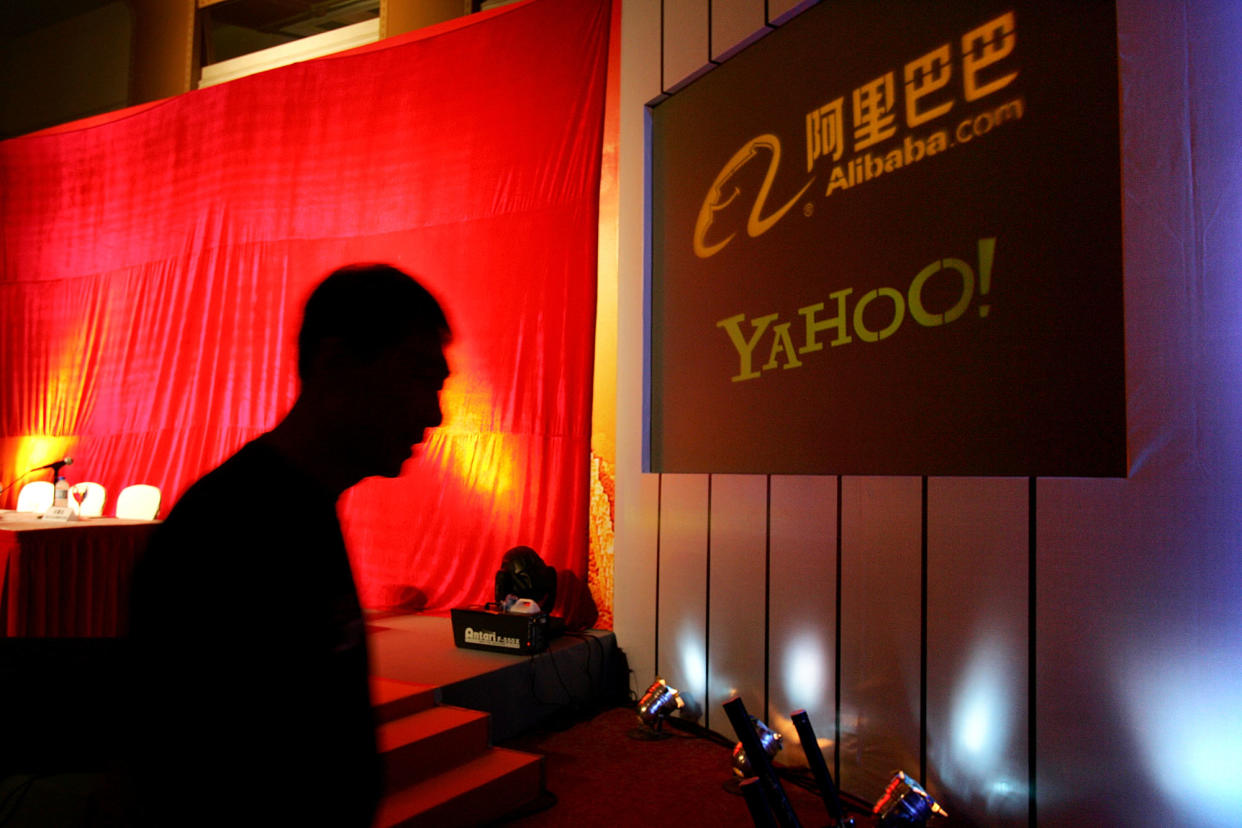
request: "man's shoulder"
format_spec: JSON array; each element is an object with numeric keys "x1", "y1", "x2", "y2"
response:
[
  {"x1": 155, "y1": 439, "x2": 279, "y2": 533},
  {"x1": 185, "y1": 440, "x2": 269, "y2": 494},
  {"x1": 131, "y1": 441, "x2": 276, "y2": 615}
]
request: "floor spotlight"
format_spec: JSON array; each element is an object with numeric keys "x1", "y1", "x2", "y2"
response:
[
  {"x1": 630, "y1": 678, "x2": 684, "y2": 740},
  {"x1": 731, "y1": 715, "x2": 783, "y2": 777},
  {"x1": 873, "y1": 771, "x2": 948, "y2": 826}
]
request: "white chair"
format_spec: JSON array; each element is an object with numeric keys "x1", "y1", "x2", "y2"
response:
[
  {"x1": 16, "y1": 481, "x2": 54, "y2": 513},
  {"x1": 70, "y1": 482, "x2": 107, "y2": 518},
  {"x1": 115, "y1": 484, "x2": 162, "y2": 520}
]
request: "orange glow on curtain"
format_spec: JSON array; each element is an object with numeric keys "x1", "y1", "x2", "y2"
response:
[
  {"x1": 44, "y1": 316, "x2": 97, "y2": 433},
  {"x1": 1, "y1": 316, "x2": 94, "y2": 499},
  {"x1": 441, "y1": 426, "x2": 519, "y2": 499},
  {"x1": 437, "y1": 377, "x2": 518, "y2": 498},
  {"x1": 4, "y1": 435, "x2": 73, "y2": 488}
]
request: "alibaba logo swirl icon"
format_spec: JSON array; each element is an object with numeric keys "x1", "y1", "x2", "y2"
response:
[{"x1": 693, "y1": 134, "x2": 815, "y2": 259}]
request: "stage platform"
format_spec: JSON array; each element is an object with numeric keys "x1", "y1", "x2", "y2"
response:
[
  {"x1": 0, "y1": 613, "x2": 623, "y2": 827},
  {"x1": 366, "y1": 611, "x2": 623, "y2": 742}
]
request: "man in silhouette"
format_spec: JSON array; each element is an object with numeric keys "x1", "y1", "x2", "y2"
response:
[{"x1": 126, "y1": 263, "x2": 450, "y2": 827}]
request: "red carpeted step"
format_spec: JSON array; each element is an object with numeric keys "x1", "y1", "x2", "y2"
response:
[
  {"x1": 374, "y1": 746, "x2": 545, "y2": 828},
  {"x1": 371, "y1": 676, "x2": 438, "y2": 724},
  {"x1": 379, "y1": 705, "x2": 493, "y2": 791}
]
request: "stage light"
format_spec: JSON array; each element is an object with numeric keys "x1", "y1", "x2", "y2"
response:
[
  {"x1": 730, "y1": 715, "x2": 783, "y2": 777},
  {"x1": 873, "y1": 771, "x2": 948, "y2": 826},
  {"x1": 494, "y1": 545, "x2": 557, "y2": 612},
  {"x1": 633, "y1": 677, "x2": 684, "y2": 737}
]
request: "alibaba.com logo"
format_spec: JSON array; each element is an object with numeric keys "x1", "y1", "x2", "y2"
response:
[{"x1": 692, "y1": 134, "x2": 814, "y2": 259}]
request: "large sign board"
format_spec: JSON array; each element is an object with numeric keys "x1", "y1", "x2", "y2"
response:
[{"x1": 649, "y1": 1, "x2": 1124, "y2": 476}]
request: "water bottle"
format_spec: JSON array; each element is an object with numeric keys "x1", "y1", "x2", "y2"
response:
[{"x1": 54, "y1": 475, "x2": 70, "y2": 511}]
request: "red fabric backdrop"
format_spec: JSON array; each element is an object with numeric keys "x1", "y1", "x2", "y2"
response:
[{"x1": 0, "y1": 0, "x2": 610, "y2": 625}]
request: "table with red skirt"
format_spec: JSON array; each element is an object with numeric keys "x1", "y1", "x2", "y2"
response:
[{"x1": 0, "y1": 511, "x2": 159, "y2": 637}]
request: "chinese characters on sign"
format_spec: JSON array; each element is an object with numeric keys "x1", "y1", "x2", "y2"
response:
[{"x1": 806, "y1": 12, "x2": 1019, "y2": 197}]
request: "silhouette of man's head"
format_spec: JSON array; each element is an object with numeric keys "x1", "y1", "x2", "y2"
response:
[{"x1": 296, "y1": 263, "x2": 451, "y2": 479}]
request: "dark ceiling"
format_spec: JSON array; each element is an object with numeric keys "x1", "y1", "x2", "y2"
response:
[
  {"x1": 0, "y1": 0, "x2": 381, "y2": 44},
  {"x1": 0, "y1": 0, "x2": 120, "y2": 40}
]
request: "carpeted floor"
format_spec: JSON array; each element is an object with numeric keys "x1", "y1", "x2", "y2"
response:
[
  {"x1": 493, "y1": 705, "x2": 876, "y2": 827},
  {"x1": 0, "y1": 704, "x2": 877, "y2": 827}
]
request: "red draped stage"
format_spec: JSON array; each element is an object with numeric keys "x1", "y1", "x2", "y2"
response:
[{"x1": 0, "y1": 0, "x2": 610, "y2": 626}]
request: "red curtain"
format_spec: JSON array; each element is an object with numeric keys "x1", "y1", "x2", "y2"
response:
[{"x1": 0, "y1": 0, "x2": 610, "y2": 626}]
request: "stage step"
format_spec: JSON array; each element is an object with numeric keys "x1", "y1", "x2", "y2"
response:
[
  {"x1": 375, "y1": 746, "x2": 544, "y2": 828},
  {"x1": 379, "y1": 705, "x2": 492, "y2": 790},
  {"x1": 372, "y1": 677, "x2": 439, "y2": 723},
  {"x1": 373, "y1": 677, "x2": 545, "y2": 826}
]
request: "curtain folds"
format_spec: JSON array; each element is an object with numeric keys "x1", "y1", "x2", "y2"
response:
[{"x1": 0, "y1": 0, "x2": 610, "y2": 626}]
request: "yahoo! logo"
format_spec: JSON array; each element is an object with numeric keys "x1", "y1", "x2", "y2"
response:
[{"x1": 692, "y1": 134, "x2": 814, "y2": 259}]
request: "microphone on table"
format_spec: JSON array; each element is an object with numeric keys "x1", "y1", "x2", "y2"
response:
[{"x1": 29, "y1": 457, "x2": 73, "y2": 472}]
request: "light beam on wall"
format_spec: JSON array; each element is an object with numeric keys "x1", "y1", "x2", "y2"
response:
[
  {"x1": 934, "y1": 637, "x2": 1026, "y2": 817},
  {"x1": 678, "y1": 628, "x2": 708, "y2": 713},
  {"x1": 950, "y1": 642, "x2": 1011, "y2": 767},
  {"x1": 781, "y1": 632, "x2": 828, "y2": 712},
  {"x1": 1121, "y1": 634, "x2": 1242, "y2": 820}
]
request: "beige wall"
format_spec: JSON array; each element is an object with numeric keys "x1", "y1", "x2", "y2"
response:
[{"x1": 382, "y1": 0, "x2": 471, "y2": 37}]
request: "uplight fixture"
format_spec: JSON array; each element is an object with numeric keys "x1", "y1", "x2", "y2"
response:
[
  {"x1": 730, "y1": 715, "x2": 783, "y2": 777},
  {"x1": 873, "y1": 771, "x2": 948, "y2": 826},
  {"x1": 632, "y1": 677, "x2": 684, "y2": 738}
]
